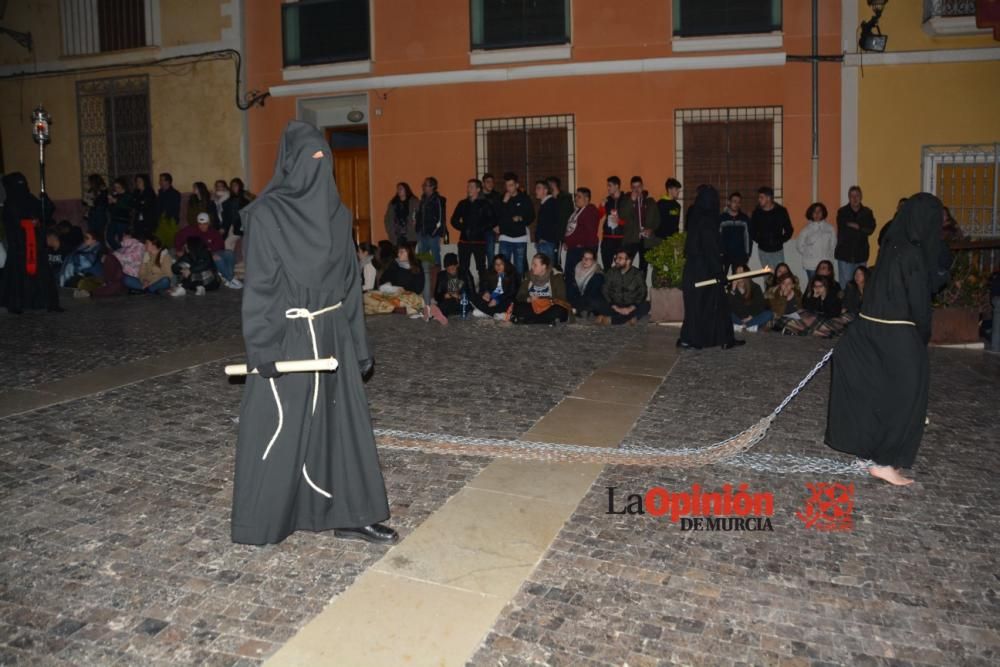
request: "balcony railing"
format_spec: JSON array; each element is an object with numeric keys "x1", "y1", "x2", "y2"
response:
[{"x1": 924, "y1": 0, "x2": 977, "y2": 21}]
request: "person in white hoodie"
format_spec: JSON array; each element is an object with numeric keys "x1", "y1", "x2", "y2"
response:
[{"x1": 795, "y1": 202, "x2": 836, "y2": 281}]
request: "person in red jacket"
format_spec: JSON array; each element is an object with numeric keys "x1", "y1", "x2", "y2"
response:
[
  {"x1": 563, "y1": 187, "x2": 600, "y2": 279},
  {"x1": 173, "y1": 212, "x2": 240, "y2": 287}
]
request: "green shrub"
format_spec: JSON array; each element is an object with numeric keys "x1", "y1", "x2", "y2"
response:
[{"x1": 645, "y1": 233, "x2": 686, "y2": 288}]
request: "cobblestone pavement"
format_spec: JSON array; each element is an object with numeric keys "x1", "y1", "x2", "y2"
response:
[
  {"x1": 470, "y1": 339, "x2": 1000, "y2": 667},
  {"x1": 0, "y1": 290, "x2": 244, "y2": 390},
  {"x1": 0, "y1": 301, "x2": 642, "y2": 665}
]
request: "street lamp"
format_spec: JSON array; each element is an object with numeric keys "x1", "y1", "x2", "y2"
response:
[
  {"x1": 31, "y1": 105, "x2": 51, "y2": 221},
  {"x1": 860, "y1": 0, "x2": 889, "y2": 52}
]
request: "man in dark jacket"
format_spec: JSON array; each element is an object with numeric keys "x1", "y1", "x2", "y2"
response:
[
  {"x1": 450, "y1": 178, "x2": 494, "y2": 287},
  {"x1": 497, "y1": 172, "x2": 534, "y2": 276},
  {"x1": 595, "y1": 248, "x2": 649, "y2": 325},
  {"x1": 719, "y1": 191, "x2": 752, "y2": 274},
  {"x1": 600, "y1": 176, "x2": 629, "y2": 270},
  {"x1": 627, "y1": 176, "x2": 660, "y2": 279},
  {"x1": 750, "y1": 186, "x2": 793, "y2": 269},
  {"x1": 155, "y1": 173, "x2": 181, "y2": 223},
  {"x1": 416, "y1": 176, "x2": 447, "y2": 266},
  {"x1": 534, "y1": 180, "x2": 562, "y2": 265},
  {"x1": 547, "y1": 176, "x2": 574, "y2": 269},
  {"x1": 482, "y1": 172, "x2": 502, "y2": 261},
  {"x1": 656, "y1": 178, "x2": 683, "y2": 240},
  {"x1": 835, "y1": 185, "x2": 876, "y2": 291}
]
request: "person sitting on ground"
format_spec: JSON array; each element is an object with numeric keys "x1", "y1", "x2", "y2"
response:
[
  {"x1": 133, "y1": 236, "x2": 173, "y2": 294},
  {"x1": 114, "y1": 229, "x2": 145, "y2": 293},
  {"x1": 812, "y1": 266, "x2": 868, "y2": 338},
  {"x1": 567, "y1": 248, "x2": 605, "y2": 318},
  {"x1": 511, "y1": 253, "x2": 570, "y2": 325},
  {"x1": 470, "y1": 253, "x2": 516, "y2": 319},
  {"x1": 728, "y1": 264, "x2": 773, "y2": 332},
  {"x1": 765, "y1": 262, "x2": 798, "y2": 292},
  {"x1": 433, "y1": 252, "x2": 475, "y2": 320},
  {"x1": 46, "y1": 231, "x2": 66, "y2": 281},
  {"x1": 79, "y1": 252, "x2": 128, "y2": 299},
  {"x1": 364, "y1": 244, "x2": 427, "y2": 316},
  {"x1": 814, "y1": 259, "x2": 840, "y2": 296},
  {"x1": 169, "y1": 235, "x2": 219, "y2": 296},
  {"x1": 595, "y1": 248, "x2": 650, "y2": 325},
  {"x1": 357, "y1": 242, "x2": 378, "y2": 292},
  {"x1": 375, "y1": 240, "x2": 396, "y2": 283},
  {"x1": 174, "y1": 212, "x2": 239, "y2": 289},
  {"x1": 59, "y1": 230, "x2": 103, "y2": 287},
  {"x1": 57, "y1": 220, "x2": 84, "y2": 253},
  {"x1": 767, "y1": 273, "x2": 802, "y2": 332},
  {"x1": 783, "y1": 275, "x2": 841, "y2": 335}
]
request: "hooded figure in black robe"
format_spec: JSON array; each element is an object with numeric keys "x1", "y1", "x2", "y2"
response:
[
  {"x1": 1, "y1": 172, "x2": 61, "y2": 314},
  {"x1": 678, "y1": 185, "x2": 741, "y2": 349},
  {"x1": 825, "y1": 193, "x2": 946, "y2": 484},
  {"x1": 232, "y1": 121, "x2": 396, "y2": 545}
]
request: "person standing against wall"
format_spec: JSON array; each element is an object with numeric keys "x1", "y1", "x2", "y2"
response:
[
  {"x1": 497, "y1": 172, "x2": 534, "y2": 276},
  {"x1": 416, "y1": 177, "x2": 447, "y2": 267},
  {"x1": 750, "y1": 186, "x2": 793, "y2": 269},
  {"x1": 835, "y1": 185, "x2": 876, "y2": 291}
]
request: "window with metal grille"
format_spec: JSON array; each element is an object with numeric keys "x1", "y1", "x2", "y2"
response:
[
  {"x1": 923, "y1": 144, "x2": 999, "y2": 238},
  {"x1": 675, "y1": 107, "x2": 783, "y2": 207},
  {"x1": 76, "y1": 76, "x2": 152, "y2": 193},
  {"x1": 475, "y1": 115, "x2": 575, "y2": 195},
  {"x1": 282, "y1": 0, "x2": 371, "y2": 67},
  {"x1": 60, "y1": 0, "x2": 155, "y2": 56},
  {"x1": 471, "y1": 0, "x2": 570, "y2": 51},
  {"x1": 673, "y1": 0, "x2": 782, "y2": 37}
]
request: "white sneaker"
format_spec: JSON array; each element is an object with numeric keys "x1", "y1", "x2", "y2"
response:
[
  {"x1": 195, "y1": 286, "x2": 206, "y2": 296},
  {"x1": 493, "y1": 312, "x2": 507, "y2": 321},
  {"x1": 471, "y1": 307, "x2": 489, "y2": 319},
  {"x1": 169, "y1": 286, "x2": 186, "y2": 297},
  {"x1": 229, "y1": 278, "x2": 243, "y2": 289},
  {"x1": 73, "y1": 289, "x2": 90, "y2": 299},
  {"x1": 746, "y1": 325, "x2": 759, "y2": 333},
  {"x1": 733, "y1": 324, "x2": 745, "y2": 333}
]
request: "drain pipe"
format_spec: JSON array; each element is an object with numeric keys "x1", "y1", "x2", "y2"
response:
[{"x1": 811, "y1": 0, "x2": 819, "y2": 202}]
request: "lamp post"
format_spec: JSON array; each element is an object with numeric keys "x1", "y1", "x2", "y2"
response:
[{"x1": 31, "y1": 105, "x2": 51, "y2": 223}]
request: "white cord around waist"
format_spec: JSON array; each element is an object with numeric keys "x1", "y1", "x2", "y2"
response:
[
  {"x1": 285, "y1": 302, "x2": 343, "y2": 415},
  {"x1": 860, "y1": 313, "x2": 915, "y2": 326}
]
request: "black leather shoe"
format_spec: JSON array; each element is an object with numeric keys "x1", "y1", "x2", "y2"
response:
[
  {"x1": 334, "y1": 523, "x2": 399, "y2": 545},
  {"x1": 722, "y1": 340, "x2": 747, "y2": 350}
]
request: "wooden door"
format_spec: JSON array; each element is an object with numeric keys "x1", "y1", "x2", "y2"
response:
[{"x1": 332, "y1": 147, "x2": 371, "y2": 244}]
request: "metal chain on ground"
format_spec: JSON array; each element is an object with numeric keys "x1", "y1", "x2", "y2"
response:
[{"x1": 375, "y1": 349, "x2": 849, "y2": 471}]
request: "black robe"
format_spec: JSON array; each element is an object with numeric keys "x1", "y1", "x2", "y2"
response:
[
  {"x1": 1, "y1": 172, "x2": 59, "y2": 313},
  {"x1": 232, "y1": 121, "x2": 389, "y2": 545},
  {"x1": 679, "y1": 186, "x2": 734, "y2": 348},
  {"x1": 826, "y1": 193, "x2": 945, "y2": 468}
]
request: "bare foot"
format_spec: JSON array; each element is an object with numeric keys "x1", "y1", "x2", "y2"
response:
[{"x1": 869, "y1": 465, "x2": 915, "y2": 486}]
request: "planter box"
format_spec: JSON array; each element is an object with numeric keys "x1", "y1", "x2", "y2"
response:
[
  {"x1": 650, "y1": 287, "x2": 684, "y2": 323},
  {"x1": 930, "y1": 307, "x2": 980, "y2": 345}
]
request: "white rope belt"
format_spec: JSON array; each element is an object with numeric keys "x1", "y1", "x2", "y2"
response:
[
  {"x1": 260, "y1": 301, "x2": 343, "y2": 500},
  {"x1": 860, "y1": 313, "x2": 915, "y2": 326}
]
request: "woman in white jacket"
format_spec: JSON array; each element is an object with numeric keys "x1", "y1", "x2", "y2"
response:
[{"x1": 795, "y1": 202, "x2": 836, "y2": 281}]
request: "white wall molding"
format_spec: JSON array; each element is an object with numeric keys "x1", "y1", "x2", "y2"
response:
[
  {"x1": 844, "y1": 46, "x2": 1000, "y2": 67},
  {"x1": 922, "y1": 15, "x2": 992, "y2": 37},
  {"x1": 270, "y1": 51, "x2": 786, "y2": 97},
  {"x1": 470, "y1": 44, "x2": 572, "y2": 66},
  {"x1": 840, "y1": 0, "x2": 859, "y2": 198},
  {"x1": 671, "y1": 32, "x2": 782, "y2": 53},
  {"x1": 283, "y1": 60, "x2": 373, "y2": 81}
]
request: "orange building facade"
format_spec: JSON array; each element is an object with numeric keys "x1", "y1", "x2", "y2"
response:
[{"x1": 245, "y1": 1, "x2": 844, "y2": 255}]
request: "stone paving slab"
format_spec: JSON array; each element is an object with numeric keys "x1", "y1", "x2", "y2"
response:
[{"x1": 470, "y1": 341, "x2": 1000, "y2": 667}]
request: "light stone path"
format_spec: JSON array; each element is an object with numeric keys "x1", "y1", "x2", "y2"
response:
[{"x1": 265, "y1": 327, "x2": 680, "y2": 666}]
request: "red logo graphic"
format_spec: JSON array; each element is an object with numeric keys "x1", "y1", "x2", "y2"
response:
[{"x1": 797, "y1": 482, "x2": 854, "y2": 531}]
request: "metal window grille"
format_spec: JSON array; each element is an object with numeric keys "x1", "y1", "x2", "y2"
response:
[
  {"x1": 923, "y1": 0, "x2": 977, "y2": 21},
  {"x1": 475, "y1": 115, "x2": 575, "y2": 193},
  {"x1": 675, "y1": 107, "x2": 783, "y2": 207},
  {"x1": 76, "y1": 76, "x2": 152, "y2": 193},
  {"x1": 60, "y1": 0, "x2": 155, "y2": 56},
  {"x1": 922, "y1": 144, "x2": 1000, "y2": 239}
]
